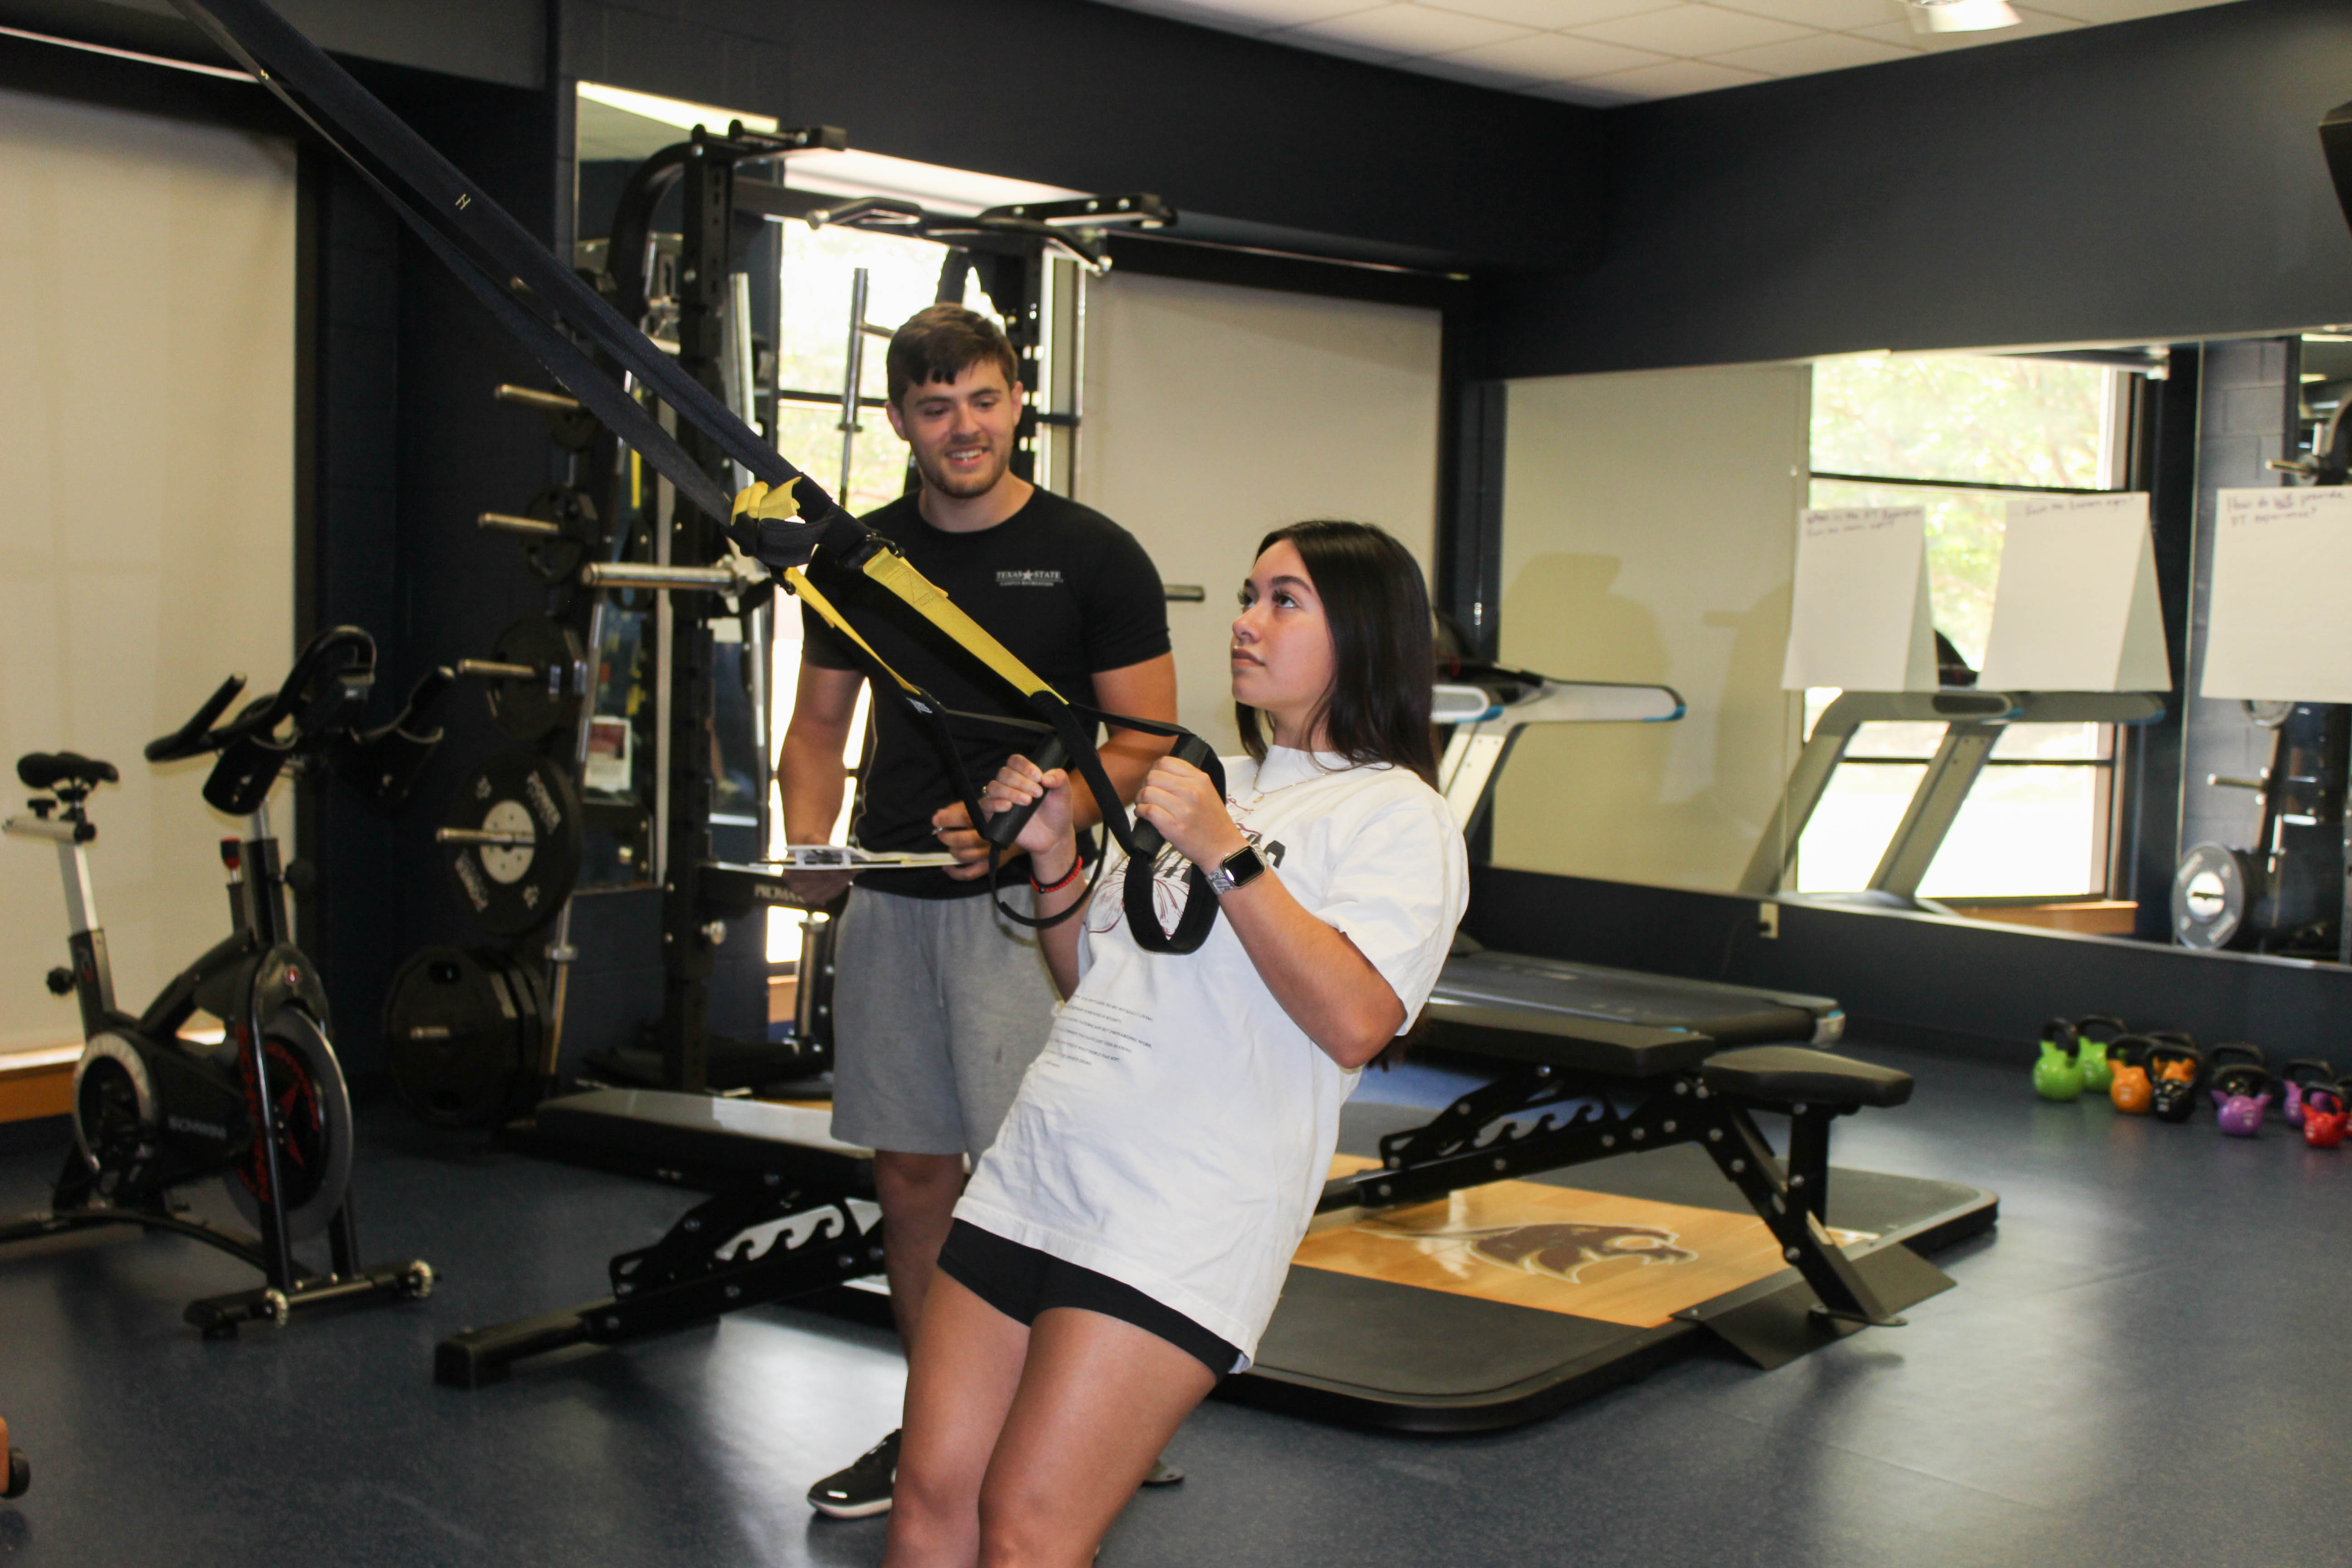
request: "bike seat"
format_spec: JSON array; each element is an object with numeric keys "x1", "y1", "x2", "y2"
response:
[{"x1": 17, "y1": 752, "x2": 119, "y2": 792}]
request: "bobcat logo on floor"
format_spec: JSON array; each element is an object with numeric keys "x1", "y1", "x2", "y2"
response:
[{"x1": 1368, "y1": 1220, "x2": 1697, "y2": 1285}]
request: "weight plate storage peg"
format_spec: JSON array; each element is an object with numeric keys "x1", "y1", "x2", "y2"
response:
[
  {"x1": 442, "y1": 752, "x2": 583, "y2": 936},
  {"x1": 521, "y1": 485, "x2": 596, "y2": 583},
  {"x1": 468, "y1": 615, "x2": 587, "y2": 744},
  {"x1": 384, "y1": 946, "x2": 547, "y2": 1127}
]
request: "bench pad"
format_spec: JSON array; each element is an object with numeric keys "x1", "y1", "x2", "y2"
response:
[{"x1": 1700, "y1": 1046, "x2": 1913, "y2": 1109}]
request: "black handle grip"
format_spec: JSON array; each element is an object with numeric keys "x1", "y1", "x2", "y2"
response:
[
  {"x1": 1127, "y1": 735, "x2": 1219, "y2": 863},
  {"x1": 981, "y1": 734, "x2": 1069, "y2": 850},
  {"x1": 145, "y1": 673, "x2": 248, "y2": 762}
]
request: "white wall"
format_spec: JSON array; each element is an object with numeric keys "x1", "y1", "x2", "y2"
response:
[
  {"x1": 0, "y1": 90, "x2": 297, "y2": 1052},
  {"x1": 1492, "y1": 364, "x2": 1809, "y2": 893},
  {"x1": 1074, "y1": 272, "x2": 1441, "y2": 753}
]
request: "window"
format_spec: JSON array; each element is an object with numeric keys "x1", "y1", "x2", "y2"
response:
[{"x1": 1795, "y1": 354, "x2": 2131, "y2": 898}]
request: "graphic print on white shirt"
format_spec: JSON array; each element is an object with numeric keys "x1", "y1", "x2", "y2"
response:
[{"x1": 957, "y1": 747, "x2": 1469, "y2": 1365}]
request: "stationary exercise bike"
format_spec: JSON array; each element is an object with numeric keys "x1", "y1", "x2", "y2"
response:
[{"x1": 0, "y1": 627, "x2": 448, "y2": 1335}]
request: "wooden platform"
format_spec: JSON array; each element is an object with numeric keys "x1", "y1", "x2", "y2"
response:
[
  {"x1": 1298, "y1": 1154, "x2": 1873, "y2": 1330},
  {"x1": 1227, "y1": 1103, "x2": 1997, "y2": 1433},
  {"x1": 0, "y1": 1047, "x2": 77, "y2": 1125}
]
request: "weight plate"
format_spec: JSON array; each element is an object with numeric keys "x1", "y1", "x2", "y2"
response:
[
  {"x1": 483, "y1": 614, "x2": 587, "y2": 744},
  {"x1": 384, "y1": 946, "x2": 545, "y2": 1127},
  {"x1": 225, "y1": 1005, "x2": 355, "y2": 1242},
  {"x1": 445, "y1": 751, "x2": 583, "y2": 936},
  {"x1": 2172, "y1": 841, "x2": 2256, "y2": 950},
  {"x1": 521, "y1": 485, "x2": 597, "y2": 583}
]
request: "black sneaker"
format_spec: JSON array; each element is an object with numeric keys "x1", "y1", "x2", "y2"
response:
[{"x1": 808, "y1": 1429, "x2": 900, "y2": 1519}]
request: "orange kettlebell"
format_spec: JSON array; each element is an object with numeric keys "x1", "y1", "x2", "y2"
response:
[{"x1": 2109, "y1": 1034, "x2": 2154, "y2": 1114}]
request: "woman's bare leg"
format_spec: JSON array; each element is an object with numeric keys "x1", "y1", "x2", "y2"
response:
[
  {"x1": 977, "y1": 1308, "x2": 1220, "y2": 1568},
  {"x1": 885, "y1": 1274, "x2": 1033, "y2": 1568}
]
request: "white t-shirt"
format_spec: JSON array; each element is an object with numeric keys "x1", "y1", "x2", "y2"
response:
[{"x1": 956, "y1": 745, "x2": 1469, "y2": 1366}]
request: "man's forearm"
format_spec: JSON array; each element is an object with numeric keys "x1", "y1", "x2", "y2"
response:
[{"x1": 779, "y1": 733, "x2": 849, "y2": 843}]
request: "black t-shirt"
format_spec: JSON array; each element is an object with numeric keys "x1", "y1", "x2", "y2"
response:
[{"x1": 801, "y1": 487, "x2": 1170, "y2": 898}]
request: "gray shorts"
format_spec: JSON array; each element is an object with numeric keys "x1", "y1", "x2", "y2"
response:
[{"x1": 828, "y1": 883, "x2": 1058, "y2": 1162}]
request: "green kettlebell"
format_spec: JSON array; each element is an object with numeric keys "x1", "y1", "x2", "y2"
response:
[
  {"x1": 2034, "y1": 1019, "x2": 2085, "y2": 1102},
  {"x1": 2073, "y1": 1014, "x2": 2127, "y2": 1096}
]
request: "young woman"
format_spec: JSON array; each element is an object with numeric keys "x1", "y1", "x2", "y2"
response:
[{"x1": 883, "y1": 520, "x2": 1469, "y2": 1568}]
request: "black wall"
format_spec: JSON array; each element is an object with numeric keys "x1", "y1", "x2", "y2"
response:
[{"x1": 1482, "y1": 0, "x2": 2352, "y2": 379}]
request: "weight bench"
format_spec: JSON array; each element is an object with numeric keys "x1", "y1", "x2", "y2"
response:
[{"x1": 1230, "y1": 949, "x2": 1994, "y2": 1431}]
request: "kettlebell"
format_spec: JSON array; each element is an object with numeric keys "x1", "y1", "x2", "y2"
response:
[
  {"x1": 2109, "y1": 1035, "x2": 2155, "y2": 1115},
  {"x1": 2301, "y1": 1084, "x2": 2348, "y2": 1149},
  {"x1": 2033, "y1": 1019, "x2": 2085, "y2": 1102},
  {"x1": 2210, "y1": 1065, "x2": 2272, "y2": 1137},
  {"x1": 2146, "y1": 1036, "x2": 2205, "y2": 1124},
  {"x1": 2073, "y1": 1014, "x2": 2127, "y2": 1096},
  {"x1": 2280, "y1": 1059, "x2": 2337, "y2": 1127}
]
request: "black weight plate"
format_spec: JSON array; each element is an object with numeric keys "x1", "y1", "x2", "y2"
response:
[
  {"x1": 522, "y1": 485, "x2": 596, "y2": 583},
  {"x1": 384, "y1": 946, "x2": 541, "y2": 1127},
  {"x1": 483, "y1": 614, "x2": 586, "y2": 744},
  {"x1": 484, "y1": 948, "x2": 550, "y2": 1089},
  {"x1": 2172, "y1": 842, "x2": 2255, "y2": 951},
  {"x1": 446, "y1": 751, "x2": 583, "y2": 936}
]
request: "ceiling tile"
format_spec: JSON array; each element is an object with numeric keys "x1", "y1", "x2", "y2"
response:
[
  {"x1": 1420, "y1": 0, "x2": 1683, "y2": 26},
  {"x1": 1278, "y1": 2, "x2": 1537, "y2": 52},
  {"x1": 1442, "y1": 31, "x2": 1673, "y2": 78},
  {"x1": 1709, "y1": 0, "x2": 1909, "y2": 28},
  {"x1": 1571, "y1": 4, "x2": 1817, "y2": 54},
  {"x1": 1706, "y1": 32, "x2": 1917, "y2": 72},
  {"x1": 2028, "y1": 0, "x2": 2229, "y2": 21},
  {"x1": 1847, "y1": 5, "x2": 2085, "y2": 51},
  {"x1": 1573, "y1": 57, "x2": 1775, "y2": 95}
]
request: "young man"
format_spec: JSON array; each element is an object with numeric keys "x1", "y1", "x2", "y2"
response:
[{"x1": 781, "y1": 304, "x2": 1178, "y2": 1519}]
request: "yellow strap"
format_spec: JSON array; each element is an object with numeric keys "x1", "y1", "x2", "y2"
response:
[
  {"x1": 858, "y1": 549, "x2": 1062, "y2": 703},
  {"x1": 735, "y1": 473, "x2": 1060, "y2": 706},
  {"x1": 782, "y1": 568, "x2": 924, "y2": 698}
]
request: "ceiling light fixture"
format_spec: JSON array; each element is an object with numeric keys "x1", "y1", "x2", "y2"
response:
[{"x1": 1905, "y1": 0, "x2": 2021, "y2": 34}]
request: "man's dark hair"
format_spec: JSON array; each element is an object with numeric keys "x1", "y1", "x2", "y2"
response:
[
  {"x1": 1236, "y1": 519, "x2": 1437, "y2": 787},
  {"x1": 886, "y1": 304, "x2": 1019, "y2": 406}
]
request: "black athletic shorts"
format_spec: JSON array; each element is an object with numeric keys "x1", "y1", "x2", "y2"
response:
[{"x1": 936, "y1": 1220, "x2": 1240, "y2": 1378}]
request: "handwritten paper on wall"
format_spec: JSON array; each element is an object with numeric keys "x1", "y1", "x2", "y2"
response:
[
  {"x1": 2201, "y1": 488, "x2": 2352, "y2": 702},
  {"x1": 1780, "y1": 507, "x2": 1937, "y2": 692},
  {"x1": 1975, "y1": 493, "x2": 2169, "y2": 692}
]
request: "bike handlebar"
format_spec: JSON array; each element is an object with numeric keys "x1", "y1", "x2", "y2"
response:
[{"x1": 146, "y1": 627, "x2": 378, "y2": 764}]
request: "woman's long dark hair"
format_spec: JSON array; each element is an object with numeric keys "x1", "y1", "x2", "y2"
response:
[{"x1": 1236, "y1": 520, "x2": 1437, "y2": 786}]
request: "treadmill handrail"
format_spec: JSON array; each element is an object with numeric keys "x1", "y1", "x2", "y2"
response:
[{"x1": 1739, "y1": 687, "x2": 2167, "y2": 896}]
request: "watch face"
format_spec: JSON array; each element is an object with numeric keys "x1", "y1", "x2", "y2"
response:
[{"x1": 1215, "y1": 845, "x2": 1268, "y2": 892}]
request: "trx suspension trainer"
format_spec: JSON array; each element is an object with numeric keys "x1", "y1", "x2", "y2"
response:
[{"x1": 166, "y1": 0, "x2": 1225, "y2": 952}]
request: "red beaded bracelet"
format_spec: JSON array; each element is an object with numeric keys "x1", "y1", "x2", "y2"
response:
[{"x1": 1029, "y1": 858, "x2": 1083, "y2": 895}]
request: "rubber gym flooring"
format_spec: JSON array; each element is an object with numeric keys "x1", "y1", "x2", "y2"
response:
[{"x1": 2, "y1": 1041, "x2": 2345, "y2": 1568}]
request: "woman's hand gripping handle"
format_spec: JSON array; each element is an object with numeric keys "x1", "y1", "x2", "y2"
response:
[{"x1": 982, "y1": 751, "x2": 1086, "y2": 998}]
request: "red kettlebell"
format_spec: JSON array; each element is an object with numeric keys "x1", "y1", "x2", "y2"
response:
[{"x1": 2303, "y1": 1084, "x2": 2348, "y2": 1149}]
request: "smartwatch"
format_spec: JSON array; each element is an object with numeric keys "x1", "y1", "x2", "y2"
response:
[{"x1": 1206, "y1": 843, "x2": 1269, "y2": 896}]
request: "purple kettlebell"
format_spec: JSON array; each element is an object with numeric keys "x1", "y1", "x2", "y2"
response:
[
  {"x1": 2213, "y1": 1081, "x2": 2273, "y2": 1137},
  {"x1": 2280, "y1": 1060, "x2": 2337, "y2": 1127}
]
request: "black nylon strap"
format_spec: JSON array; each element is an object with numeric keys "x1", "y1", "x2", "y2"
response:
[{"x1": 169, "y1": 0, "x2": 853, "y2": 566}]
